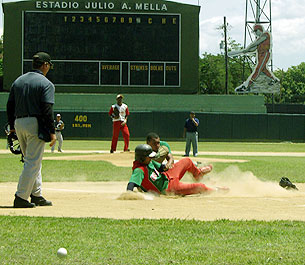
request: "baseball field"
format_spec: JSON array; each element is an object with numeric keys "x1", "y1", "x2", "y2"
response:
[{"x1": 1, "y1": 139, "x2": 305, "y2": 264}]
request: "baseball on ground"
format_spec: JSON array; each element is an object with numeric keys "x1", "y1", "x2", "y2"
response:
[{"x1": 57, "y1": 247, "x2": 67, "y2": 258}]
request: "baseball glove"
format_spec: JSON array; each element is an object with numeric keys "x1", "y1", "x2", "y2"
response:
[
  {"x1": 279, "y1": 177, "x2": 298, "y2": 190},
  {"x1": 7, "y1": 132, "x2": 22, "y2": 155},
  {"x1": 153, "y1": 145, "x2": 169, "y2": 163},
  {"x1": 112, "y1": 106, "x2": 120, "y2": 119},
  {"x1": 4, "y1": 124, "x2": 24, "y2": 162},
  {"x1": 4, "y1": 124, "x2": 22, "y2": 155},
  {"x1": 57, "y1": 122, "x2": 65, "y2": 130}
]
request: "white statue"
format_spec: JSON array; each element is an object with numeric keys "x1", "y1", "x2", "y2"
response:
[{"x1": 228, "y1": 24, "x2": 280, "y2": 93}]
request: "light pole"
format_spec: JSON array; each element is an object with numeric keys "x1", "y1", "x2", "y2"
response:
[{"x1": 224, "y1": 16, "x2": 228, "y2": 94}]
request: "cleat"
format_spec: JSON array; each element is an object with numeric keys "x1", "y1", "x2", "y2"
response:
[
  {"x1": 30, "y1": 195, "x2": 52, "y2": 206},
  {"x1": 215, "y1": 186, "x2": 230, "y2": 194},
  {"x1": 194, "y1": 165, "x2": 213, "y2": 181},
  {"x1": 14, "y1": 195, "x2": 36, "y2": 208}
]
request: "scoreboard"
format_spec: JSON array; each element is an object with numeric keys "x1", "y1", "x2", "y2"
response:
[
  {"x1": 3, "y1": 0, "x2": 200, "y2": 93},
  {"x1": 23, "y1": 11, "x2": 180, "y2": 87}
]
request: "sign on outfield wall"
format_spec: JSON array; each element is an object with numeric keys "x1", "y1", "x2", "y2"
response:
[{"x1": 2, "y1": 0, "x2": 200, "y2": 94}]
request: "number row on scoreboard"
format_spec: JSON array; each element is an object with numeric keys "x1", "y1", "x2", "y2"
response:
[{"x1": 63, "y1": 14, "x2": 178, "y2": 25}]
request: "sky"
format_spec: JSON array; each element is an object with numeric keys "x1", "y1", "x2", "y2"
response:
[
  {"x1": 1, "y1": 0, "x2": 304, "y2": 70},
  {"x1": 169, "y1": 0, "x2": 305, "y2": 71}
]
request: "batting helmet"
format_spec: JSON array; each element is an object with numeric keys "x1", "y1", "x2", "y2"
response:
[{"x1": 135, "y1": 144, "x2": 156, "y2": 163}]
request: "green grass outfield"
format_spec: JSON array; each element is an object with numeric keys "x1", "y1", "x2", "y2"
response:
[
  {"x1": 1, "y1": 140, "x2": 305, "y2": 264},
  {"x1": 1, "y1": 139, "x2": 304, "y2": 182},
  {"x1": 1, "y1": 217, "x2": 305, "y2": 264}
]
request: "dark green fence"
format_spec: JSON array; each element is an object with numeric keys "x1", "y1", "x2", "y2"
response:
[
  {"x1": 266, "y1": 103, "x2": 305, "y2": 114},
  {"x1": 0, "y1": 93, "x2": 267, "y2": 113},
  {"x1": 2, "y1": 111, "x2": 304, "y2": 142}
]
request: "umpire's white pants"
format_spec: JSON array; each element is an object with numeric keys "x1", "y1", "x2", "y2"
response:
[
  {"x1": 51, "y1": 131, "x2": 63, "y2": 151},
  {"x1": 14, "y1": 117, "x2": 45, "y2": 200}
]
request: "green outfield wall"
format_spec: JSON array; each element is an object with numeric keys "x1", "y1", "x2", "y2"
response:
[
  {"x1": 1, "y1": 110, "x2": 304, "y2": 142},
  {"x1": 0, "y1": 93, "x2": 266, "y2": 113},
  {"x1": 2, "y1": 92, "x2": 303, "y2": 141}
]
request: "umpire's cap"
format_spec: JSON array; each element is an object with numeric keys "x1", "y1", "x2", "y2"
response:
[
  {"x1": 33, "y1": 52, "x2": 53, "y2": 68},
  {"x1": 135, "y1": 144, "x2": 156, "y2": 162}
]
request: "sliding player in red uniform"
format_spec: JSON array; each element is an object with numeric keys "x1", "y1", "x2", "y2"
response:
[{"x1": 126, "y1": 144, "x2": 226, "y2": 196}]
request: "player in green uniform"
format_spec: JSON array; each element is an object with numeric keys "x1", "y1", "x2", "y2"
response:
[
  {"x1": 146, "y1": 132, "x2": 174, "y2": 171},
  {"x1": 127, "y1": 144, "x2": 217, "y2": 196}
]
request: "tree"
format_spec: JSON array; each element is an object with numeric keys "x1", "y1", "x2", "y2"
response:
[
  {"x1": 199, "y1": 53, "x2": 225, "y2": 94},
  {"x1": 199, "y1": 38, "x2": 252, "y2": 94},
  {"x1": 274, "y1": 63, "x2": 305, "y2": 103}
]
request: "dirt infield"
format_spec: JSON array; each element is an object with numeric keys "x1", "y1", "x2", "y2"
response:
[
  {"x1": 1, "y1": 151, "x2": 305, "y2": 221},
  {"x1": 1, "y1": 180, "x2": 305, "y2": 221},
  {"x1": 42, "y1": 151, "x2": 249, "y2": 166}
]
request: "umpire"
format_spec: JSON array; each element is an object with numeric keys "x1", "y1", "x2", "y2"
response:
[{"x1": 6, "y1": 52, "x2": 56, "y2": 208}]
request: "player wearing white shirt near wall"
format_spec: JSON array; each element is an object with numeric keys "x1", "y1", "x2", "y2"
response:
[
  {"x1": 108, "y1": 94, "x2": 130, "y2": 153},
  {"x1": 51, "y1": 113, "x2": 64, "y2": 153}
]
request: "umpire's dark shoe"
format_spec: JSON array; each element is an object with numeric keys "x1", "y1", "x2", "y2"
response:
[
  {"x1": 30, "y1": 195, "x2": 53, "y2": 206},
  {"x1": 14, "y1": 195, "x2": 36, "y2": 208}
]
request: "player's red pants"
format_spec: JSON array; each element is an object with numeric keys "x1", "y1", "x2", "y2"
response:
[
  {"x1": 164, "y1": 157, "x2": 214, "y2": 195},
  {"x1": 111, "y1": 121, "x2": 130, "y2": 151}
]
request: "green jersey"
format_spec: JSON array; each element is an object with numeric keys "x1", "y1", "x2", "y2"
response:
[{"x1": 129, "y1": 160, "x2": 169, "y2": 194}]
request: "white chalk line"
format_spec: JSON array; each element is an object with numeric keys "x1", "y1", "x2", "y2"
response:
[{"x1": 43, "y1": 187, "x2": 120, "y2": 194}]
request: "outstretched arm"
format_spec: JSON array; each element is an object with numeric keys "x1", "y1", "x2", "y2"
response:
[
  {"x1": 244, "y1": 34, "x2": 267, "y2": 53},
  {"x1": 228, "y1": 34, "x2": 267, "y2": 57},
  {"x1": 165, "y1": 153, "x2": 174, "y2": 170},
  {"x1": 127, "y1": 182, "x2": 139, "y2": 191}
]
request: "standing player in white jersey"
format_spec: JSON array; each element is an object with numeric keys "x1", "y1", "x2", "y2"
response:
[
  {"x1": 51, "y1": 113, "x2": 64, "y2": 152},
  {"x1": 108, "y1": 94, "x2": 130, "y2": 153}
]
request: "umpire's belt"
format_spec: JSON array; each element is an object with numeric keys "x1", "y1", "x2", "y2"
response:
[{"x1": 16, "y1": 115, "x2": 36, "y2": 119}]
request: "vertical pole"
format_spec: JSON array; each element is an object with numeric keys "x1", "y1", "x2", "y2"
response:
[
  {"x1": 224, "y1": 16, "x2": 228, "y2": 94},
  {"x1": 269, "y1": 0, "x2": 273, "y2": 72},
  {"x1": 242, "y1": 0, "x2": 248, "y2": 82},
  {"x1": 256, "y1": 0, "x2": 261, "y2": 23}
]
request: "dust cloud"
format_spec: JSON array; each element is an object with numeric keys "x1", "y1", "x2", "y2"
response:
[{"x1": 205, "y1": 165, "x2": 301, "y2": 197}]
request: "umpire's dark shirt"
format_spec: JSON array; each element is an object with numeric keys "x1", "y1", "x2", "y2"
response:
[
  {"x1": 8, "y1": 70, "x2": 55, "y2": 117},
  {"x1": 7, "y1": 70, "x2": 55, "y2": 132},
  {"x1": 184, "y1": 118, "x2": 199, "y2": 132}
]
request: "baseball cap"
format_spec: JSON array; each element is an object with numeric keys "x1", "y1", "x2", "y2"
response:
[
  {"x1": 116, "y1": 94, "x2": 124, "y2": 99},
  {"x1": 190, "y1": 111, "x2": 195, "y2": 114},
  {"x1": 33, "y1": 52, "x2": 53, "y2": 68},
  {"x1": 56, "y1": 113, "x2": 61, "y2": 117}
]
